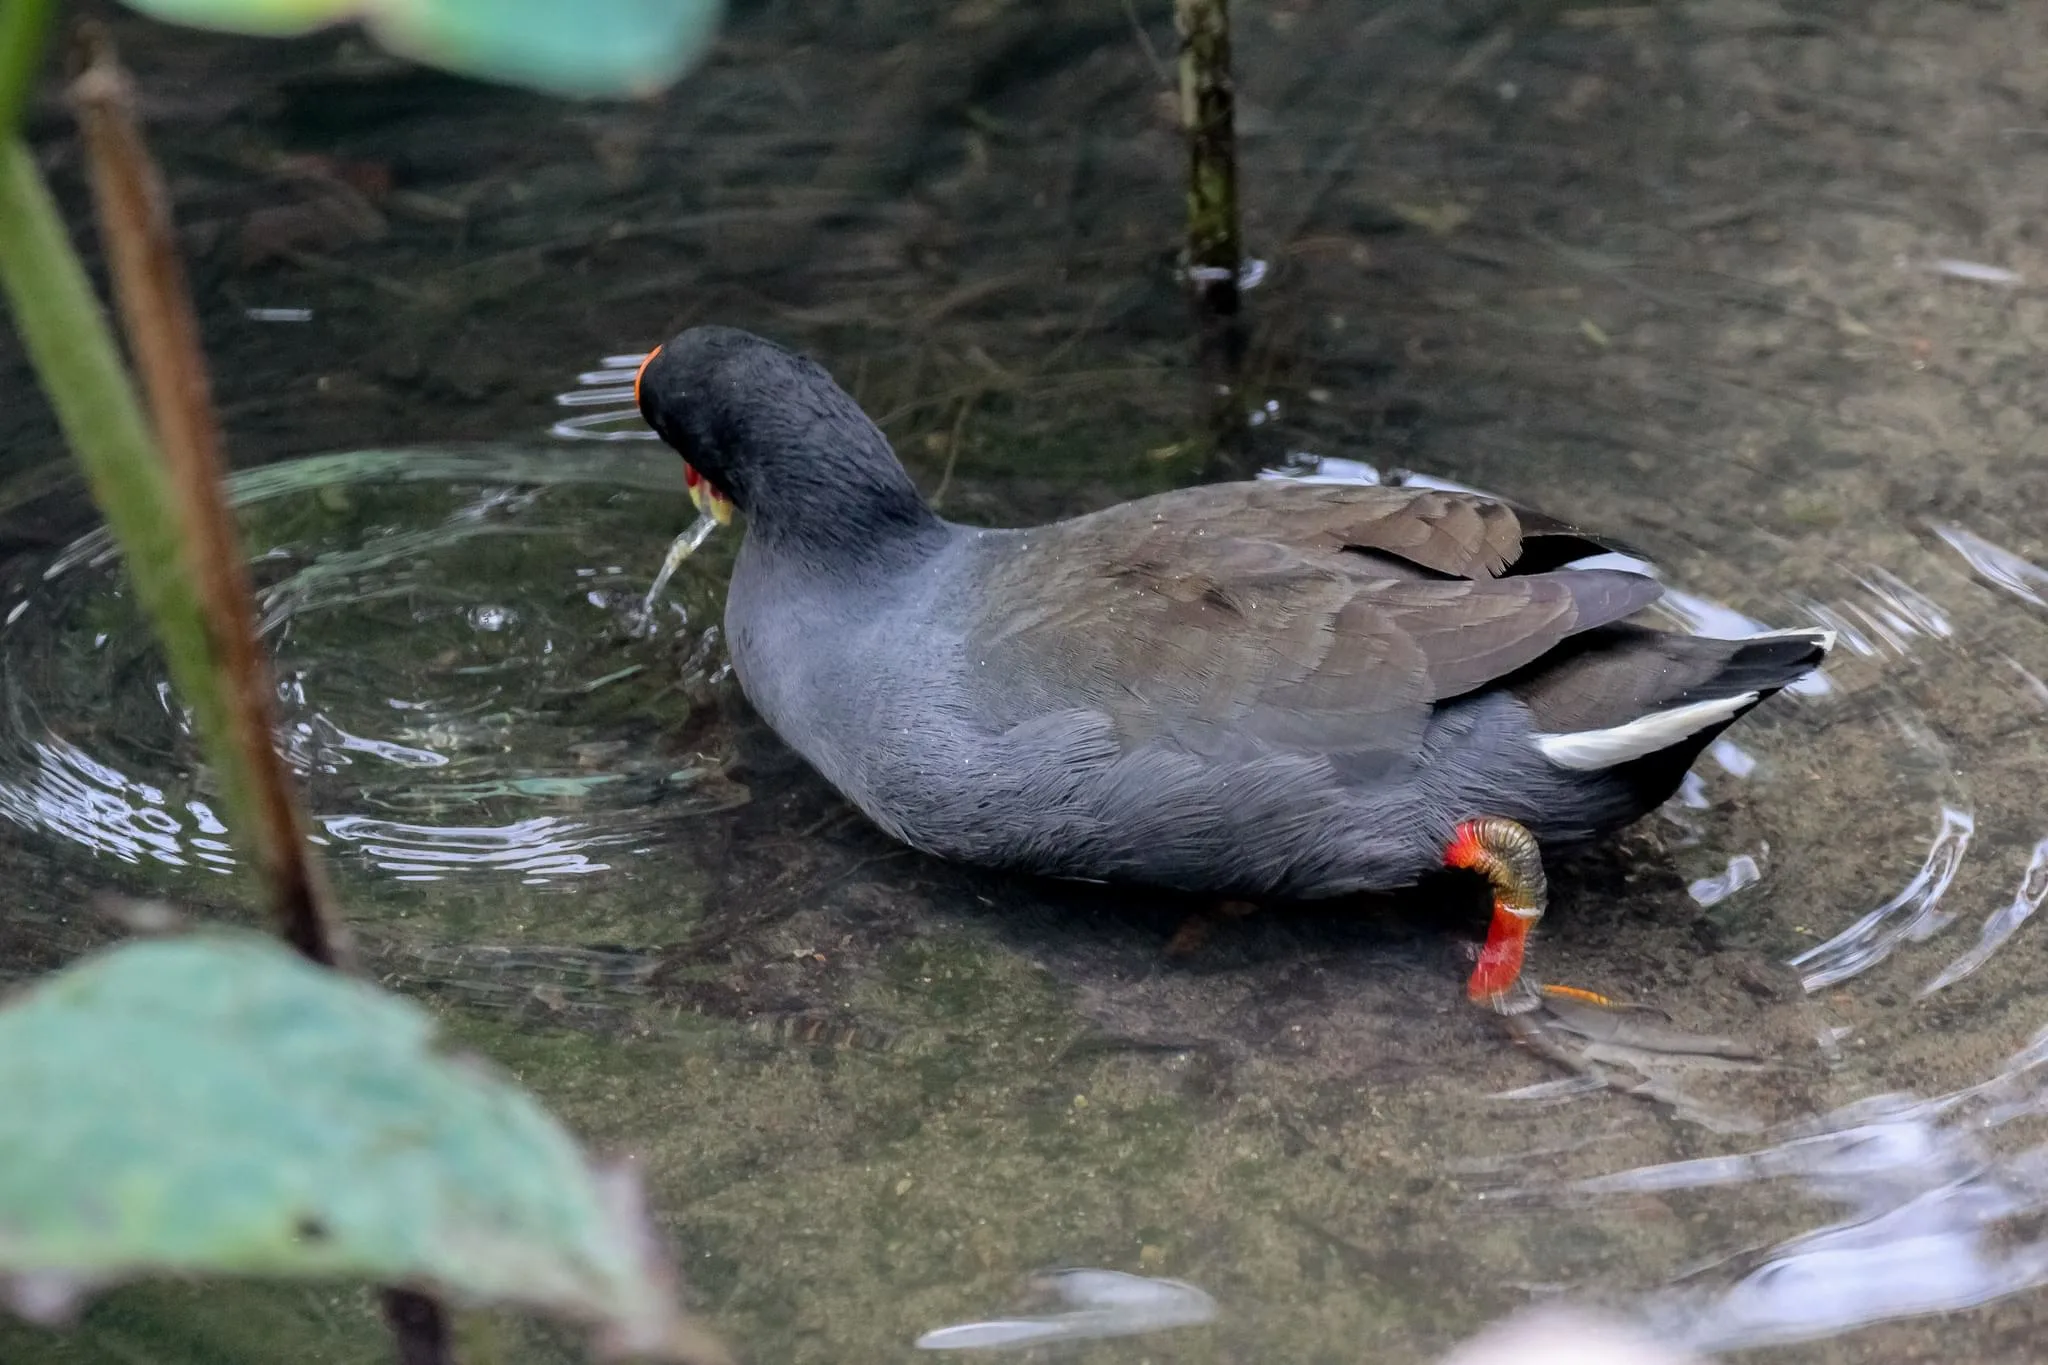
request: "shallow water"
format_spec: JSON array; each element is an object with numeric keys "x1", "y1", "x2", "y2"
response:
[{"x1": 4, "y1": 2, "x2": 2048, "y2": 1362}]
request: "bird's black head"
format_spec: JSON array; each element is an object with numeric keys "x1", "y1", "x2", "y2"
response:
[{"x1": 634, "y1": 326, "x2": 940, "y2": 563}]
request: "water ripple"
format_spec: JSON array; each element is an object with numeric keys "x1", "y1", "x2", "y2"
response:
[
  {"x1": 1788, "y1": 806, "x2": 1975, "y2": 993},
  {"x1": 1921, "y1": 836, "x2": 2048, "y2": 997},
  {"x1": 1579, "y1": 1024, "x2": 2048, "y2": 1354},
  {"x1": 321, "y1": 813, "x2": 636, "y2": 883},
  {"x1": 549, "y1": 353, "x2": 661, "y2": 441},
  {"x1": 0, "y1": 446, "x2": 735, "y2": 891},
  {"x1": 0, "y1": 732, "x2": 234, "y2": 874},
  {"x1": 1932, "y1": 523, "x2": 2048, "y2": 609},
  {"x1": 1687, "y1": 852, "x2": 1762, "y2": 908},
  {"x1": 915, "y1": 1270, "x2": 1217, "y2": 1351}
]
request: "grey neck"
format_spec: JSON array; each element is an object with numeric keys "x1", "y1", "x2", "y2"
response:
[{"x1": 740, "y1": 450, "x2": 955, "y2": 583}]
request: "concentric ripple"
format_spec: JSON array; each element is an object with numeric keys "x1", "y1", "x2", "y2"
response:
[{"x1": 0, "y1": 446, "x2": 742, "y2": 890}]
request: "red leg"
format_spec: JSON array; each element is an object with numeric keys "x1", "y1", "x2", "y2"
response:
[
  {"x1": 1447, "y1": 820, "x2": 1753, "y2": 1070},
  {"x1": 1444, "y1": 817, "x2": 1548, "y2": 1010}
]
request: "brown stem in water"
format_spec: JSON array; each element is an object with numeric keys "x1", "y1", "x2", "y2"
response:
[
  {"x1": 68, "y1": 30, "x2": 346, "y2": 970},
  {"x1": 1175, "y1": 0, "x2": 1248, "y2": 470},
  {"x1": 382, "y1": 1288, "x2": 455, "y2": 1365}
]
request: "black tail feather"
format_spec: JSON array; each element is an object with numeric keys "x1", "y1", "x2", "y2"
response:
[{"x1": 1670, "y1": 630, "x2": 1831, "y2": 708}]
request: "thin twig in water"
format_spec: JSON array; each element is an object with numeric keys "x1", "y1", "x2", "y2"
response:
[
  {"x1": 929, "y1": 392, "x2": 979, "y2": 510},
  {"x1": 916, "y1": 270, "x2": 1049, "y2": 326},
  {"x1": 1034, "y1": 284, "x2": 1117, "y2": 373},
  {"x1": 69, "y1": 32, "x2": 346, "y2": 970},
  {"x1": 872, "y1": 366, "x2": 1166, "y2": 426},
  {"x1": 274, "y1": 246, "x2": 436, "y2": 304},
  {"x1": 1118, "y1": 0, "x2": 1171, "y2": 87}
]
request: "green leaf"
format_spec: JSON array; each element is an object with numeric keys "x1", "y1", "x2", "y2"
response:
[
  {"x1": 118, "y1": 0, "x2": 725, "y2": 99},
  {"x1": 0, "y1": 935, "x2": 728, "y2": 1364}
]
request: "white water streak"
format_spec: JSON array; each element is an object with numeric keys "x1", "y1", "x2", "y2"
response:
[
  {"x1": 1922, "y1": 837, "x2": 2048, "y2": 996},
  {"x1": 1789, "y1": 806, "x2": 1975, "y2": 992}
]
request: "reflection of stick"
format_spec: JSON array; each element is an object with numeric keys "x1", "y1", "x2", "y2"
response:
[
  {"x1": 1174, "y1": 0, "x2": 1247, "y2": 456},
  {"x1": 68, "y1": 33, "x2": 454, "y2": 1365},
  {"x1": 68, "y1": 32, "x2": 345, "y2": 970}
]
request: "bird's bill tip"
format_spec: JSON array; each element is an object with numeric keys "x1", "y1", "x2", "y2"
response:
[{"x1": 684, "y1": 462, "x2": 734, "y2": 524}]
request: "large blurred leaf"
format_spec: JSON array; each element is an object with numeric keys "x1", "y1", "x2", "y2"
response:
[
  {"x1": 0, "y1": 934, "x2": 727, "y2": 1363},
  {"x1": 119, "y1": 0, "x2": 724, "y2": 99}
]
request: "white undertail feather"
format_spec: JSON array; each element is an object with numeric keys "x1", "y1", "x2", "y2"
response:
[
  {"x1": 1533, "y1": 626, "x2": 1835, "y2": 771},
  {"x1": 1534, "y1": 692, "x2": 1760, "y2": 771},
  {"x1": 1735, "y1": 626, "x2": 1839, "y2": 650}
]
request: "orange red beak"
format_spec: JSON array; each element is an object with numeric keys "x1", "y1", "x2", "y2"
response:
[{"x1": 633, "y1": 346, "x2": 657, "y2": 410}]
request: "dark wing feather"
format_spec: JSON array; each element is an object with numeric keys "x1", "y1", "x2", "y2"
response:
[{"x1": 964, "y1": 481, "x2": 1663, "y2": 769}]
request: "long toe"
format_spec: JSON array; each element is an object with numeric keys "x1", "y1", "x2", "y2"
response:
[{"x1": 1536, "y1": 988, "x2": 1762, "y2": 1060}]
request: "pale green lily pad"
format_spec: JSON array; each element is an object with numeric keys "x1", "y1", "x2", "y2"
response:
[
  {"x1": 0, "y1": 934, "x2": 727, "y2": 1364},
  {"x1": 119, "y1": 0, "x2": 724, "y2": 99}
]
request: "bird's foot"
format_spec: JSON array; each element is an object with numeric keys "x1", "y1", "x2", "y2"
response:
[
  {"x1": 1498, "y1": 987, "x2": 1771, "y2": 1133},
  {"x1": 1444, "y1": 816, "x2": 1764, "y2": 1117},
  {"x1": 1521, "y1": 984, "x2": 1761, "y2": 1061}
]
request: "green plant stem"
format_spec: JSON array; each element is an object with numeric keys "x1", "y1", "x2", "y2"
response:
[
  {"x1": 5, "y1": 101, "x2": 424, "y2": 1360},
  {"x1": 0, "y1": 0, "x2": 58, "y2": 133},
  {"x1": 0, "y1": 134, "x2": 338, "y2": 958}
]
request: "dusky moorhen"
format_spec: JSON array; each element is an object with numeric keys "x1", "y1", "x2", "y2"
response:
[{"x1": 635, "y1": 326, "x2": 1831, "y2": 1012}]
